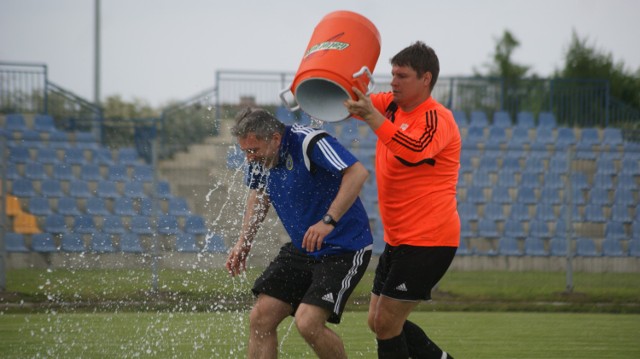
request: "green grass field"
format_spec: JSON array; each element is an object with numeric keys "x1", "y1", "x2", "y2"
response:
[
  {"x1": 1, "y1": 311, "x2": 639, "y2": 358},
  {"x1": 1, "y1": 268, "x2": 639, "y2": 357}
]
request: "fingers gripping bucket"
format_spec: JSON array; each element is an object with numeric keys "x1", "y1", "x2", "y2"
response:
[{"x1": 280, "y1": 11, "x2": 381, "y2": 122}]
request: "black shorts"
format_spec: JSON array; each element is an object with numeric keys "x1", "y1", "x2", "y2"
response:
[
  {"x1": 372, "y1": 244, "x2": 456, "y2": 301},
  {"x1": 252, "y1": 242, "x2": 372, "y2": 324}
]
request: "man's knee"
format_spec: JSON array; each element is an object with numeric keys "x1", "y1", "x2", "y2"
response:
[{"x1": 294, "y1": 305, "x2": 329, "y2": 340}]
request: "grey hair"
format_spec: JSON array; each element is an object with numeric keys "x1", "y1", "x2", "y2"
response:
[{"x1": 230, "y1": 107, "x2": 286, "y2": 140}]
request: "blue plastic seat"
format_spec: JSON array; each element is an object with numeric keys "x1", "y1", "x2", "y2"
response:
[
  {"x1": 463, "y1": 127, "x2": 485, "y2": 149},
  {"x1": 96, "y1": 180, "x2": 119, "y2": 199},
  {"x1": 168, "y1": 197, "x2": 190, "y2": 216},
  {"x1": 465, "y1": 185, "x2": 486, "y2": 204},
  {"x1": 529, "y1": 219, "x2": 551, "y2": 239},
  {"x1": 5, "y1": 233, "x2": 29, "y2": 252},
  {"x1": 184, "y1": 215, "x2": 208, "y2": 235},
  {"x1": 575, "y1": 238, "x2": 598, "y2": 257},
  {"x1": 52, "y1": 163, "x2": 75, "y2": 181},
  {"x1": 504, "y1": 219, "x2": 527, "y2": 239},
  {"x1": 498, "y1": 237, "x2": 522, "y2": 256},
  {"x1": 43, "y1": 214, "x2": 68, "y2": 234},
  {"x1": 40, "y1": 179, "x2": 64, "y2": 198},
  {"x1": 483, "y1": 203, "x2": 505, "y2": 221},
  {"x1": 537, "y1": 112, "x2": 557, "y2": 129},
  {"x1": 629, "y1": 240, "x2": 640, "y2": 257},
  {"x1": 457, "y1": 202, "x2": 479, "y2": 221},
  {"x1": 496, "y1": 171, "x2": 518, "y2": 188},
  {"x1": 24, "y1": 162, "x2": 47, "y2": 180},
  {"x1": 516, "y1": 111, "x2": 535, "y2": 129},
  {"x1": 73, "y1": 215, "x2": 98, "y2": 234},
  {"x1": 460, "y1": 219, "x2": 475, "y2": 240},
  {"x1": 602, "y1": 128, "x2": 623, "y2": 149},
  {"x1": 548, "y1": 156, "x2": 568, "y2": 174},
  {"x1": 549, "y1": 237, "x2": 568, "y2": 256},
  {"x1": 93, "y1": 148, "x2": 114, "y2": 166},
  {"x1": 33, "y1": 114, "x2": 56, "y2": 132},
  {"x1": 469, "y1": 111, "x2": 489, "y2": 128},
  {"x1": 487, "y1": 127, "x2": 507, "y2": 147},
  {"x1": 477, "y1": 218, "x2": 499, "y2": 239},
  {"x1": 472, "y1": 172, "x2": 492, "y2": 187},
  {"x1": 620, "y1": 157, "x2": 640, "y2": 176},
  {"x1": 113, "y1": 197, "x2": 137, "y2": 216},
  {"x1": 63, "y1": 147, "x2": 87, "y2": 165},
  {"x1": 11, "y1": 178, "x2": 36, "y2": 198},
  {"x1": 119, "y1": 233, "x2": 144, "y2": 253},
  {"x1": 28, "y1": 197, "x2": 52, "y2": 216},
  {"x1": 61, "y1": 233, "x2": 86, "y2": 252},
  {"x1": 491, "y1": 186, "x2": 512, "y2": 204},
  {"x1": 35, "y1": 147, "x2": 60, "y2": 165},
  {"x1": 86, "y1": 197, "x2": 110, "y2": 216},
  {"x1": 5, "y1": 113, "x2": 28, "y2": 132},
  {"x1": 74, "y1": 131, "x2": 98, "y2": 149},
  {"x1": 601, "y1": 238, "x2": 625, "y2": 257},
  {"x1": 130, "y1": 215, "x2": 154, "y2": 235},
  {"x1": 610, "y1": 204, "x2": 632, "y2": 223},
  {"x1": 8, "y1": 146, "x2": 31, "y2": 163},
  {"x1": 452, "y1": 110, "x2": 468, "y2": 127},
  {"x1": 612, "y1": 188, "x2": 636, "y2": 207},
  {"x1": 539, "y1": 188, "x2": 562, "y2": 205},
  {"x1": 56, "y1": 197, "x2": 80, "y2": 216},
  {"x1": 533, "y1": 127, "x2": 554, "y2": 146},
  {"x1": 534, "y1": 203, "x2": 557, "y2": 221},
  {"x1": 524, "y1": 238, "x2": 548, "y2": 256},
  {"x1": 541, "y1": 173, "x2": 564, "y2": 189},
  {"x1": 569, "y1": 173, "x2": 589, "y2": 190},
  {"x1": 616, "y1": 174, "x2": 636, "y2": 191},
  {"x1": 516, "y1": 187, "x2": 537, "y2": 205},
  {"x1": 155, "y1": 181, "x2": 173, "y2": 200},
  {"x1": 68, "y1": 180, "x2": 92, "y2": 198},
  {"x1": 5, "y1": 163, "x2": 21, "y2": 180},
  {"x1": 492, "y1": 110, "x2": 512, "y2": 128},
  {"x1": 131, "y1": 165, "x2": 154, "y2": 182},
  {"x1": 80, "y1": 164, "x2": 103, "y2": 182},
  {"x1": 123, "y1": 181, "x2": 146, "y2": 199},
  {"x1": 478, "y1": 156, "x2": 500, "y2": 174},
  {"x1": 593, "y1": 173, "x2": 614, "y2": 190},
  {"x1": 508, "y1": 127, "x2": 530, "y2": 148},
  {"x1": 107, "y1": 164, "x2": 129, "y2": 182},
  {"x1": 175, "y1": 233, "x2": 199, "y2": 252},
  {"x1": 157, "y1": 215, "x2": 182, "y2": 235},
  {"x1": 204, "y1": 233, "x2": 227, "y2": 253},
  {"x1": 117, "y1": 147, "x2": 140, "y2": 165},
  {"x1": 583, "y1": 204, "x2": 606, "y2": 223},
  {"x1": 31, "y1": 233, "x2": 58, "y2": 252},
  {"x1": 578, "y1": 128, "x2": 600, "y2": 148},
  {"x1": 48, "y1": 131, "x2": 70, "y2": 149},
  {"x1": 90, "y1": 233, "x2": 115, "y2": 253},
  {"x1": 508, "y1": 203, "x2": 530, "y2": 222},
  {"x1": 102, "y1": 215, "x2": 127, "y2": 234}
]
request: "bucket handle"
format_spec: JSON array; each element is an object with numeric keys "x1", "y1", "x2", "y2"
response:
[
  {"x1": 352, "y1": 66, "x2": 375, "y2": 95},
  {"x1": 279, "y1": 84, "x2": 300, "y2": 112}
]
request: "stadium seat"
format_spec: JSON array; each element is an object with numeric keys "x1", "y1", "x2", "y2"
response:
[
  {"x1": 61, "y1": 233, "x2": 86, "y2": 252},
  {"x1": 131, "y1": 164, "x2": 154, "y2": 182},
  {"x1": 460, "y1": 219, "x2": 475, "y2": 239},
  {"x1": 529, "y1": 219, "x2": 551, "y2": 239},
  {"x1": 539, "y1": 188, "x2": 562, "y2": 205},
  {"x1": 5, "y1": 113, "x2": 28, "y2": 132},
  {"x1": 184, "y1": 215, "x2": 208, "y2": 235},
  {"x1": 73, "y1": 215, "x2": 98, "y2": 234},
  {"x1": 68, "y1": 180, "x2": 92, "y2": 198},
  {"x1": 549, "y1": 237, "x2": 568, "y2": 256},
  {"x1": 541, "y1": 173, "x2": 564, "y2": 190},
  {"x1": 175, "y1": 233, "x2": 199, "y2": 252},
  {"x1": 498, "y1": 237, "x2": 522, "y2": 256},
  {"x1": 569, "y1": 173, "x2": 589, "y2": 190},
  {"x1": 629, "y1": 240, "x2": 640, "y2": 257},
  {"x1": 52, "y1": 163, "x2": 75, "y2": 181},
  {"x1": 575, "y1": 238, "x2": 598, "y2": 257},
  {"x1": 457, "y1": 202, "x2": 479, "y2": 221},
  {"x1": 102, "y1": 215, "x2": 127, "y2": 235},
  {"x1": 610, "y1": 204, "x2": 632, "y2": 223},
  {"x1": 93, "y1": 148, "x2": 114, "y2": 166},
  {"x1": 500, "y1": 157, "x2": 522, "y2": 175},
  {"x1": 80, "y1": 164, "x2": 103, "y2": 182},
  {"x1": 466, "y1": 185, "x2": 486, "y2": 204},
  {"x1": 612, "y1": 188, "x2": 636, "y2": 207},
  {"x1": 469, "y1": 110, "x2": 489, "y2": 127},
  {"x1": 602, "y1": 127, "x2": 623, "y2": 150},
  {"x1": 483, "y1": 203, "x2": 505, "y2": 221},
  {"x1": 31, "y1": 233, "x2": 58, "y2": 253},
  {"x1": 43, "y1": 214, "x2": 68, "y2": 234},
  {"x1": 548, "y1": 156, "x2": 568, "y2": 174},
  {"x1": 119, "y1": 233, "x2": 144, "y2": 253},
  {"x1": 40, "y1": 179, "x2": 64, "y2": 198},
  {"x1": 155, "y1": 181, "x2": 173, "y2": 200},
  {"x1": 85, "y1": 197, "x2": 110, "y2": 216},
  {"x1": 74, "y1": 131, "x2": 98, "y2": 149},
  {"x1": 620, "y1": 157, "x2": 640, "y2": 176},
  {"x1": 491, "y1": 186, "x2": 512, "y2": 204},
  {"x1": 534, "y1": 203, "x2": 557, "y2": 221},
  {"x1": 11, "y1": 178, "x2": 36, "y2": 198},
  {"x1": 508, "y1": 203, "x2": 530, "y2": 222},
  {"x1": 555, "y1": 128, "x2": 576, "y2": 150},
  {"x1": 583, "y1": 204, "x2": 606, "y2": 223},
  {"x1": 537, "y1": 112, "x2": 557, "y2": 128},
  {"x1": 516, "y1": 187, "x2": 537, "y2": 204},
  {"x1": 456, "y1": 237, "x2": 472, "y2": 256},
  {"x1": 616, "y1": 174, "x2": 636, "y2": 191},
  {"x1": 48, "y1": 131, "x2": 70, "y2": 149},
  {"x1": 33, "y1": 114, "x2": 56, "y2": 133},
  {"x1": 477, "y1": 218, "x2": 499, "y2": 239},
  {"x1": 593, "y1": 173, "x2": 614, "y2": 190},
  {"x1": 157, "y1": 215, "x2": 181, "y2": 235},
  {"x1": 472, "y1": 171, "x2": 492, "y2": 187},
  {"x1": 5, "y1": 163, "x2": 21, "y2": 181},
  {"x1": 113, "y1": 197, "x2": 137, "y2": 216},
  {"x1": 13, "y1": 212, "x2": 41, "y2": 234},
  {"x1": 452, "y1": 110, "x2": 468, "y2": 127},
  {"x1": 168, "y1": 197, "x2": 190, "y2": 216},
  {"x1": 96, "y1": 180, "x2": 120, "y2": 199},
  {"x1": 487, "y1": 127, "x2": 507, "y2": 147},
  {"x1": 63, "y1": 147, "x2": 88, "y2": 165},
  {"x1": 90, "y1": 233, "x2": 115, "y2": 253},
  {"x1": 56, "y1": 196, "x2": 80, "y2": 216},
  {"x1": 24, "y1": 162, "x2": 47, "y2": 180},
  {"x1": 478, "y1": 156, "x2": 500, "y2": 174},
  {"x1": 107, "y1": 164, "x2": 129, "y2": 182},
  {"x1": 524, "y1": 238, "x2": 547, "y2": 256},
  {"x1": 601, "y1": 238, "x2": 625, "y2": 257},
  {"x1": 5, "y1": 233, "x2": 29, "y2": 252},
  {"x1": 26, "y1": 196, "x2": 50, "y2": 216},
  {"x1": 123, "y1": 181, "x2": 146, "y2": 199},
  {"x1": 204, "y1": 233, "x2": 227, "y2": 253},
  {"x1": 515, "y1": 111, "x2": 535, "y2": 129},
  {"x1": 503, "y1": 219, "x2": 527, "y2": 239},
  {"x1": 587, "y1": 188, "x2": 610, "y2": 206},
  {"x1": 578, "y1": 128, "x2": 600, "y2": 149},
  {"x1": 492, "y1": 110, "x2": 512, "y2": 128},
  {"x1": 130, "y1": 215, "x2": 154, "y2": 235},
  {"x1": 117, "y1": 147, "x2": 140, "y2": 165}
]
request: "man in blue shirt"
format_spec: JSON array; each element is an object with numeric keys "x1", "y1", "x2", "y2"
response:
[{"x1": 226, "y1": 107, "x2": 373, "y2": 359}]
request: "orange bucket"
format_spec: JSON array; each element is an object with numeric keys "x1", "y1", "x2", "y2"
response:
[{"x1": 279, "y1": 10, "x2": 381, "y2": 122}]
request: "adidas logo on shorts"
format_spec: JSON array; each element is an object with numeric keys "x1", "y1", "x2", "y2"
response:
[
  {"x1": 321, "y1": 293, "x2": 335, "y2": 303},
  {"x1": 395, "y1": 283, "x2": 408, "y2": 292}
]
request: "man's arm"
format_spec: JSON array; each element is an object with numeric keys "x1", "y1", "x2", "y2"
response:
[
  {"x1": 301, "y1": 161, "x2": 369, "y2": 252},
  {"x1": 225, "y1": 188, "x2": 270, "y2": 276}
]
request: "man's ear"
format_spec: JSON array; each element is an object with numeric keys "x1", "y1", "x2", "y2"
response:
[
  {"x1": 271, "y1": 132, "x2": 282, "y2": 146},
  {"x1": 423, "y1": 72, "x2": 432, "y2": 87}
]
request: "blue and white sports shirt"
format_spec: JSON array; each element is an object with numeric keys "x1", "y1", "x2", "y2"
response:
[{"x1": 246, "y1": 124, "x2": 373, "y2": 258}]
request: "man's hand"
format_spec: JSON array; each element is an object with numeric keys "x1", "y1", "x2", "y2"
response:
[
  {"x1": 225, "y1": 240, "x2": 252, "y2": 276},
  {"x1": 302, "y1": 221, "x2": 334, "y2": 253},
  {"x1": 344, "y1": 87, "x2": 385, "y2": 128}
]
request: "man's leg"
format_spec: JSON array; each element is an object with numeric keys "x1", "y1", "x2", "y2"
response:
[
  {"x1": 370, "y1": 294, "x2": 419, "y2": 358},
  {"x1": 295, "y1": 303, "x2": 347, "y2": 359},
  {"x1": 247, "y1": 294, "x2": 292, "y2": 359}
]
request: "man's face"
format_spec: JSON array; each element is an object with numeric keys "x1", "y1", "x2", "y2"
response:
[
  {"x1": 237, "y1": 133, "x2": 281, "y2": 168},
  {"x1": 390, "y1": 64, "x2": 431, "y2": 108}
]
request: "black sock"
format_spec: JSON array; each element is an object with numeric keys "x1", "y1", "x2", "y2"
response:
[
  {"x1": 403, "y1": 320, "x2": 453, "y2": 359},
  {"x1": 377, "y1": 333, "x2": 410, "y2": 359}
]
